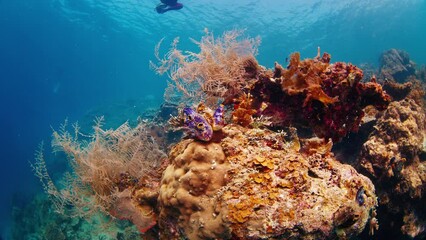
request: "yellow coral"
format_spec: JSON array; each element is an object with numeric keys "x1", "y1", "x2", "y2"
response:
[
  {"x1": 253, "y1": 156, "x2": 275, "y2": 170},
  {"x1": 232, "y1": 93, "x2": 257, "y2": 127}
]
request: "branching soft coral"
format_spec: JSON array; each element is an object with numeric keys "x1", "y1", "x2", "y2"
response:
[
  {"x1": 150, "y1": 29, "x2": 261, "y2": 107},
  {"x1": 32, "y1": 117, "x2": 167, "y2": 232}
]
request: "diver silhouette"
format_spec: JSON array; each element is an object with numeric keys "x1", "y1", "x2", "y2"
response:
[{"x1": 156, "y1": 0, "x2": 183, "y2": 14}]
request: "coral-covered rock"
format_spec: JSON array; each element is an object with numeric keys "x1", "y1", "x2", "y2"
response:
[
  {"x1": 401, "y1": 210, "x2": 426, "y2": 238},
  {"x1": 382, "y1": 80, "x2": 417, "y2": 102},
  {"x1": 359, "y1": 99, "x2": 425, "y2": 179},
  {"x1": 379, "y1": 49, "x2": 416, "y2": 82},
  {"x1": 251, "y1": 52, "x2": 391, "y2": 142},
  {"x1": 158, "y1": 125, "x2": 377, "y2": 239},
  {"x1": 358, "y1": 98, "x2": 426, "y2": 238}
]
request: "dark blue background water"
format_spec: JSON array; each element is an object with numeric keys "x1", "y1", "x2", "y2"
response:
[{"x1": 0, "y1": 0, "x2": 425, "y2": 237}]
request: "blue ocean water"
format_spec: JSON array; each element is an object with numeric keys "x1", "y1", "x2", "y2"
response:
[{"x1": 0, "y1": 0, "x2": 425, "y2": 238}]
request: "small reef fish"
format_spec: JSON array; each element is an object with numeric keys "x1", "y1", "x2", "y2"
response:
[{"x1": 183, "y1": 104, "x2": 225, "y2": 141}]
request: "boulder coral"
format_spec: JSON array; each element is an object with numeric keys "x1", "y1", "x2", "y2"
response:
[
  {"x1": 158, "y1": 125, "x2": 378, "y2": 239},
  {"x1": 158, "y1": 140, "x2": 231, "y2": 239},
  {"x1": 359, "y1": 99, "x2": 425, "y2": 179},
  {"x1": 357, "y1": 97, "x2": 426, "y2": 238}
]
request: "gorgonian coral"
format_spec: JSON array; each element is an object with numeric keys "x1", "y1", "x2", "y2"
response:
[
  {"x1": 32, "y1": 117, "x2": 167, "y2": 233},
  {"x1": 150, "y1": 29, "x2": 261, "y2": 107}
]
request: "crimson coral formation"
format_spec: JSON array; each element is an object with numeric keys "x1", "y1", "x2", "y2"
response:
[{"x1": 250, "y1": 51, "x2": 391, "y2": 142}]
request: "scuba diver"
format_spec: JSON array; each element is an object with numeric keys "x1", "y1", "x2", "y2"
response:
[{"x1": 156, "y1": 0, "x2": 183, "y2": 14}]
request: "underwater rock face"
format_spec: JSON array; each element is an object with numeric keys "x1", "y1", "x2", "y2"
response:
[
  {"x1": 158, "y1": 125, "x2": 377, "y2": 239},
  {"x1": 379, "y1": 49, "x2": 416, "y2": 82},
  {"x1": 359, "y1": 98, "x2": 425, "y2": 179},
  {"x1": 358, "y1": 98, "x2": 426, "y2": 238}
]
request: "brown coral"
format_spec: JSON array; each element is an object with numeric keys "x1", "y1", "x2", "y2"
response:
[
  {"x1": 232, "y1": 93, "x2": 257, "y2": 127},
  {"x1": 280, "y1": 51, "x2": 336, "y2": 106},
  {"x1": 359, "y1": 99, "x2": 425, "y2": 179},
  {"x1": 158, "y1": 125, "x2": 378, "y2": 239},
  {"x1": 158, "y1": 140, "x2": 232, "y2": 239},
  {"x1": 357, "y1": 97, "x2": 426, "y2": 238}
]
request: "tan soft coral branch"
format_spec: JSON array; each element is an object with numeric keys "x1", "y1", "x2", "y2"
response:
[
  {"x1": 150, "y1": 29, "x2": 261, "y2": 107},
  {"x1": 32, "y1": 118, "x2": 167, "y2": 232}
]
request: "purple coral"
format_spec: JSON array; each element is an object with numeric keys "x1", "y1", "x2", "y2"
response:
[{"x1": 183, "y1": 107, "x2": 213, "y2": 141}]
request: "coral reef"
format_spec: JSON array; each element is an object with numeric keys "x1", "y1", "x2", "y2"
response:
[
  {"x1": 357, "y1": 97, "x2": 426, "y2": 239},
  {"x1": 359, "y1": 99, "x2": 425, "y2": 179},
  {"x1": 250, "y1": 51, "x2": 391, "y2": 142},
  {"x1": 379, "y1": 49, "x2": 416, "y2": 82},
  {"x1": 37, "y1": 32, "x2": 426, "y2": 240},
  {"x1": 332, "y1": 49, "x2": 426, "y2": 239},
  {"x1": 152, "y1": 32, "x2": 391, "y2": 142},
  {"x1": 157, "y1": 125, "x2": 377, "y2": 239}
]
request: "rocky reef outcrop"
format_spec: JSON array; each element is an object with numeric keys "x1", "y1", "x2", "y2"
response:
[
  {"x1": 157, "y1": 125, "x2": 377, "y2": 239},
  {"x1": 357, "y1": 96, "x2": 426, "y2": 239},
  {"x1": 249, "y1": 52, "x2": 391, "y2": 142},
  {"x1": 379, "y1": 49, "x2": 416, "y2": 83},
  {"x1": 359, "y1": 99, "x2": 425, "y2": 179},
  {"x1": 379, "y1": 49, "x2": 416, "y2": 82}
]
